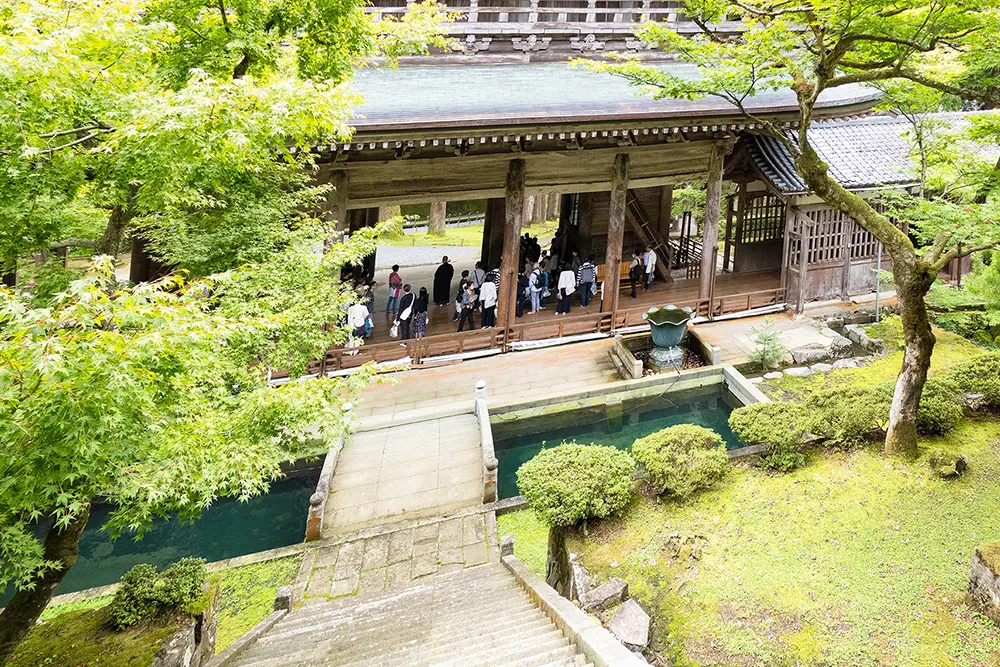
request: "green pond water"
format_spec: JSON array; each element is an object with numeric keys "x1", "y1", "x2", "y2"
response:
[
  {"x1": 1, "y1": 465, "x2": 319, "y2": 605},
  {"x1": 493, "y1": 386, "x2": 745, "y2": 500}
]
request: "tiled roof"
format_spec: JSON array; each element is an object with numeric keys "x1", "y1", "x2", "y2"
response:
[
  {"x1": 348, "y1": 62, "x2": 880, "y2": 133},
  {"x1": 744, "y1": 112, "x2": 1000, "y2": 193}
]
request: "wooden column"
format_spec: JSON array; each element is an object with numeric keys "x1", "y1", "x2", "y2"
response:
[
  {"x1": 700, "y1": 142, "x2": 725, "y2": 298},
  {"x1": 532, "y1": 194, "x2": 548, "y2": 225},
  {"x1": 482, "y1": 198, "x2": 506, "y2": 268},
  {"x1": 839, "y1": 218, "x2": 853, "y2": 301},
  {"x1": 607, "y1": 154, "x2": 630, "y2": 321},
  {"x1": 796, "y1": 219, "x2": 811, "y2": 315},
  {"x1": 547, "y1": 194, "x2": 560, "y2": 221},
  {"x1": 324, "y1": 170, "x2": 349, "y2": 251},
  {"x1": 377, "y1": 205, "x2": 400, "y2": 222},
  {"x1": 722, "y1": 196, "x2": 735, "y2": 274},
  {"x1": 497, "y1": 159, "x2": 526, "y2": 334},
  {"x1": 428, "y1": 201, "x2": 447, "y2": 235},
  {"x1": 656, "y1": 185, "x2": 673, "y2": 240},
  {"x1": 523, "y1": 195, "x2": 535, "y2": 228},
  {"x1": 780, "y1": 204, "x2": 794, "y2": 292}
]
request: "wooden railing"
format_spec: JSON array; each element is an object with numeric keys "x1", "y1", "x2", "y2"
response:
[
  {"x1": 366, "y1": 0, "x2": 685, "y2": 26},
  {"x1": 278, "y1": 286, "x2": 786, "y2": 380}
]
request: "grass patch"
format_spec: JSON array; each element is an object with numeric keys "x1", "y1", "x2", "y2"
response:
[
  {"x1": 380, "y1": 219, "x2": 559, "y2": 247},
  {"x1": 214, "y1": 555, "x2": 301, "y2": 652},
  {"x1": 8, "y1": 602, "x2": 181, "y2": 667},
  {"x1": 497, "y1": 510, "x2": 549, "y2": 577},
  {"x1": 8, "y1": 555, "x2": 301, "y2": 665}
]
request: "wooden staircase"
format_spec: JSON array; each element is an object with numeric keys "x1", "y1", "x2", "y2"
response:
[{"x1": 625, "y1": 191, "x2": 701, "y2": 280}]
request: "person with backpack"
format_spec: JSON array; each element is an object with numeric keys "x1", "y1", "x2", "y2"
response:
[
  {"x1": 385, "y1": 265, "x2": 402, "y2": 314},
  {"x1": 577, "y1": 254, "x2": 597, "y2": 307},
  {"x1": 453, "y1": 269, "x2": 469, "y2": 321},
  {"x1": 395, "y1": 284, "x2": 415, "y2": 340},
  {"x1": 629, "y1": 251, "x2": 643, "y2": 299},
  {"x1": 457, "y1": 282, "x2": 478, "y2": 332},
  {"x1": 529, "y1": 264, "x2": 545, "y2": 314}
]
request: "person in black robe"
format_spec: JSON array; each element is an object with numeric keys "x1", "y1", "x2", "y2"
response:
[{"x1": 432, "y1": 255, "x2": 454, "y2": 306}]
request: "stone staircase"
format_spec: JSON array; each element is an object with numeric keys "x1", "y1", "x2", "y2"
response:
[{"x1": 232, "y1": 563, "x2": 594, "y2": 667}]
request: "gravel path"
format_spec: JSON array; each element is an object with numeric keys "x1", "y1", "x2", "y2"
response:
[{"x1": 375, "y1": 245, "x2": 479, "y2": 269}]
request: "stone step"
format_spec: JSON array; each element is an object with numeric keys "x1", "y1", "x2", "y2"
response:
[
  {"x1": 432, "y1": 628, "x2": 571, "y2": 667},
  {"x1": 242, "y1": 607, "x2": 555, "y2": 667},
  {"x1": 266, "y1": 581, "x2": 528, "y2": 639}
]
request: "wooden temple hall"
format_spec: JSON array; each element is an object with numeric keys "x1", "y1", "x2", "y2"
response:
[{"x1": 290, "y1": 2, "x2": 944, "y2": 370}]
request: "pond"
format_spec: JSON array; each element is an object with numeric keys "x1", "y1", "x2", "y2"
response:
[
  {"x1": 1, "y1": 464, "x2": 320, "y2": 605},
  {"x1": 493, "y1": 386, "x2": 745, "y2": 500}
]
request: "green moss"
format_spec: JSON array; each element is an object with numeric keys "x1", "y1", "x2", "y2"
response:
[
  {"x1": 977, "y1": 542, "x2": 1000, "y2": 575},
  {"x1": 214, "y1": 555, "x2": 301, "y2": 652},
  {"x1": 8, "y1": 603, "x2": 181, "y2": 667},
  {"x1": 380, "y1": 219, "x2": 558, "y2": 247},
  {"x1": 529, "y1": 419, "x2": 1000, "y2": 666},
  {"x1": 497, "y1": 510, "x2": 549, "y2": 577}
]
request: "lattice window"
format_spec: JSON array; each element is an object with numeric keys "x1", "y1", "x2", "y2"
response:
[{"x1": 740, "y1": 193, "x2": 785, "y2": 244}]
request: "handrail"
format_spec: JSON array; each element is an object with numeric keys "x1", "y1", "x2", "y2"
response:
[
  {"x1": 304, "y1": 404, "x2": 352, "y2": 542},
  {"x1": 474, "y1": 380, "x2": 498, "y2": 504}
]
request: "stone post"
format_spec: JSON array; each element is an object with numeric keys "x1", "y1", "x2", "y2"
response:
[{"x1": 474, "y1": 379, "x2": 486, "y2": 413}]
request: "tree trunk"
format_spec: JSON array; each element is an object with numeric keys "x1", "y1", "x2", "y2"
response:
[
  {"x1": 0, "y1": 503, "x2": 92, "y2": 664},
  {"x1": 545, "y1": 526, "x2": 570, "y2": 596},
  {"x1": 428, "y1": 201, "x2": 447, "y2": 235},
  {"x1": 95, "y1": 184, "x2": 139, "y2": 257},
  {"x1": 884, "y1": 263, "x2": 936, "y2": 457},
  {"x1": 793, "y1": 144, "x2": 933, "y2": 457}
]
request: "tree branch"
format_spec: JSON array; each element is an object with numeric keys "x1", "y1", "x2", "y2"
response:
[
  {"x1": 931, "y1": 242, "x2": 1000, "y2": 271},
  {"x1": 48, "y1": 238, "x2": 97, "y2": 250}
]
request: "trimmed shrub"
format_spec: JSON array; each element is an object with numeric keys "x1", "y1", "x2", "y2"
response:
[
  {"x1": 728, "y1": 402, "x2": 809, "y2": 472},
  {"x1": 109, "y1": 557, "x2": 207, "y2": 629},
  {"x1": 632, "y1": 424, "x2": 728, "y2": 497},
  {"x1": 806, "y1": 386, "x2": 889, "y2": 448},
  {"x1": 516, "y1": 443, "x2": 635, "y2": 528},
  {"x1": 916, "y1": 377, "x2": 965, "y2": 435},
  {"x1": 947, "y1": 351, "x2": 1000, "y2": 408}
]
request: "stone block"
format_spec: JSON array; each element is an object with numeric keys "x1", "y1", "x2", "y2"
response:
[
  {"x1": 810, "y1": 363, "x2": 833, "y2": 373},
  {"x1": 825, "y1": 317, "x2": 845, "y2": 332},
  {"x1": 818, "y1": 327, "x2": 841, "y2": 339},
  {"x1": 464, "y1": 540, "x2": 489, "y2": 567},
  {"x1": 608, "y1": 599, "x2": 651, "y2": 650},
  {"x1": 791, "y1": 343, "x2": 829, "y2": 364},
  {"x1": 580, "y1": 577, "x2": 628, "y2": 611},
  {"x1": 362, "y1": 535, "x2": 390, "y2": 570},
  {"x1": 463, "y1": 514, "x2": 487, "y2": 545},
  {"x1": 783, "y1": 366, "x2": 814, "y2": 377},
  {"x1": 569, "y1": 559, "x2": 593, "y2": 602},
  {"x1": 763, "y1": 371, "x2": 783, "y2": 380},
  {"x1": 411, "y1": 553, "x2": 439, "y2": 579},
  {"x1": 387, "y1": 529, "x2": 413, "y2": 564},
  {"x1": 438, "y1": 518, "x2": 464, "y2": 548},
  {"x1": 749, "y1": 377, "x2": 764, "y2": 384},
  {"x1": 832, "y1": 357, "x2": 862, "y2": 369},
  {"x1": 500, "y1": 534, "x2": 516, "y2": 557},
  {"x1": 971, "y1": 543, "x2": 1000, "y2": 622},
  {"x1": 273, "y1": 586, "x2": 293, "y2": 611}
]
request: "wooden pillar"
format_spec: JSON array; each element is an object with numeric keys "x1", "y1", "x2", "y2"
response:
[
  {"x1": 497, "y1": 159, "x2": 526, "y2": 334},
  {"x1": 377, "y1": 205, "x2": 400, "y2": 221},
  {"x1": 547, "y1": 194, "x2": 560, "y2": 221},
  {"x1": 656, "y1": 185, "x2": 673, "y2": 240},
  {"x1": 796, "y1": 219, "x2": 811, "y2": 315},
  {"x1": 780, "y1": 204, "x2": 794, "y2": 292},
  {"x1": 523, "y1": 195, "x2": 535, "y2": 228},
  {"x1": 482, "y1": 198, "x2": 506, "y2": 268},
  {"x1": 607, "y1": 154, "x2": 630, "y2": 321},
  {"x1": 840, "y1": 217, "x2": 853, "y2": 301},
  {"x1": 324, "y1": 170, "x2": 349, "y2": 251},
  {"x1": 532, "y1": 194, "x2": 548, "y2": 226},
  {"x1": 700, "y1": 143, "x2": 725, "y2": 298},
  {"x1": 428, "y1": 201, "x2": 447, "y2": 235}
]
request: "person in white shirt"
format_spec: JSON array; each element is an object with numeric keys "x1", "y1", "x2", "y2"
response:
[
  {"x1": 556, "y1": 264, "x2": 576, "y2": 315},
  {"x1": 347, "y1": 301, "x2": 369, "y2": 339},
  {"x1": 479, "y1": 278, "x2": 498, "y2": 327},
  {"x1": 644, "y1": 244, "x2": 657, "y2": 290}
]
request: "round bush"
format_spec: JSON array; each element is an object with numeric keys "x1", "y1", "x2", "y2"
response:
[
  {"x1": 632, "y1": 424, "x2": 728, "y2": 497},
  {"x1": 806, "y1": 386, "x2": 889, "y2": 447},
  {"x1": 947, "y1": 351, "x2": 1000, "y2": 408},
  {"x1": 109, "y1": 557, "x2": 207, "y2": 629},
  {"x1": 516, "y1": 443, "x2": 635, "y2": 528},
  {"x1": 728, "y1": 402, "x2": 809, "y2": 472}
]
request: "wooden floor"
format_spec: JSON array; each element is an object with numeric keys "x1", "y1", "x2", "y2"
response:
[{"x1": 365, "y1": 270, "x2": 781, "y2": 345}]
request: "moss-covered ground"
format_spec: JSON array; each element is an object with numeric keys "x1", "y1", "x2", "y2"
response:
[
  {"x1": 380, "y1": 219, "x2": 558, "y2": 247},
  {"x1": 8, "y1": 554, "x2": 301, "y2": 666},
  {"x1": 499, "y1": 326, "x2": 1000, "y2": 666}
]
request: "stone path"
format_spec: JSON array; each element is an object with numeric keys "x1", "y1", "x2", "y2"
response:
[
  {"x1": 355, "y1": 338, "x2": 619, "y2": 426},
  {"x1": 324, "y1": 414, "x2": 483, "y2": 536},
  {"x1": 298, "y1": 511, "x2": 500, "y2": 602},
  {"x1": 694, "y1": 312, "x2": 834, "y2": 365}
]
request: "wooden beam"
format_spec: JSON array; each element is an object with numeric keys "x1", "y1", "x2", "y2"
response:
[
  {"x1": 797, "y1": 218, "x2": 811, "y2": 315},
  {"x1": 699, "y1": 142, "x2": 726, "y2": 298},
  {"x1": 497, "y1": 159, "x2": 526, "y2": 336},
  {"x1": 482, "y1": 198, "x2": 505, "y2": 268},
  {"x1": 325, "y1": 170, "x2": 349, "y2": 251},
  {"x1": 840, "y1": 217, "x2": 853, "y2": 301},
  {"x1": 607, "y1": 153, "x2": 630, "y2": 320},
  {"x1": 780, "y1": 202, "x2": 794, "y2": 292}
]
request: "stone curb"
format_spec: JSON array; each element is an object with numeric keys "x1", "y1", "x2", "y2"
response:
[{"x1": 501, "y1": 554, "x2": 646, "y2": 667}]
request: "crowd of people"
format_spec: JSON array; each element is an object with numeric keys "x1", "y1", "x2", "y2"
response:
[{"x1": 346, "y1": 240, "x2": 663, "y2": 343}]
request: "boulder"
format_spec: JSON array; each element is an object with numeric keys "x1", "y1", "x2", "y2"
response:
[
  {"x1": 608, "y1": 599, "x2": 651, "y2": 650},
  {"x1": 964, "y1": 392, "x2": 988, "y2": 411},
  {"x1": 568, "y1": 555, "x2": 593, "y2": 602},
  {"x1": 825, "y1": 317, "x2": 845, "y2": 332},
  {"x1": 929, "y1": 449, "x2": 969, "y2": 479},
  {"x1": 970, "y1": 542, "x2": 1000, "y2": 622},
  {"x1": 810, "y1": 363, "x2": 833, "y2": 373},
  {"x1": 818, "y1": 327, "x2": 841, "y2": 339},
  {"x1": 580, "y1": 577, "x2": 628, "y2": 611},
  {"x1": 844, "y1": 311, "x2": 875, "y2": 325},
  {"x1": 763, "y1": 371, "x2": 783, "y2": 380},
  {"x1": 792, "y1": 344, "x2": 829, "y2": 364},
  {"x1": 832, "y1": 357, "x2": 862, "y2": 370},
  {"x1": 829, "y1": 335, "x2": 854, "y2": 358},
  {"x1": 784, "y1": 367, "x2": 814, "y2": 377}
]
